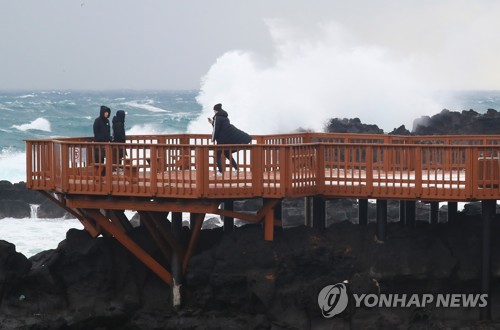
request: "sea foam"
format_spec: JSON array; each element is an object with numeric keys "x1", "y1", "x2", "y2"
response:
[
  {"x1": 0, "y1": 149, "x2": 27, "y2": 183},
  {"x1": 12, "y1": 117, "x2": 52, "y2": 132},
  {"x1": 0, "y1": 217, "x2": 83, "y2": 257},
  {"x1": 122, "y1": 101, "x2": 170, "y2": 113}
]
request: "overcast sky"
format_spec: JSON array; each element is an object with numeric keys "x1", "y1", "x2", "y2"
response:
[{"x1": 1, "y1": 0, "x2": 500, "y2": 91}]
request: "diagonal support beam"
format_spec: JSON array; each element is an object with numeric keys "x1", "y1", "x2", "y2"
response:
[
  {"x1": 139, "y1": 211, "x2": 172, "y2": 263},
  {"x1": 147, "y1": 212, "x2": 185, "y2": 260},
  {"x1": 38, "y1": 191, "x2": 101, "y2": 237},
  {"x1": 84, "y1": 208, "x2": 172, "y2": 285}
]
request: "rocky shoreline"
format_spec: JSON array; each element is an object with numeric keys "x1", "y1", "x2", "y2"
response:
[
  {"x1": 2, "y1": 108, "x2": 500, "y2": 328},
  {"x1": 1, "y1": 215, "x2": 499, "y2": 329}
]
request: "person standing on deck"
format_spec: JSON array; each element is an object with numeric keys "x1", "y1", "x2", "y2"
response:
[
  {"x1": 112, "y1": 110, "x2": 127, "y2": 161},
  {"x1": 93, "y1": 105, "x2": 111, "y2": 163},
  {"x1": 208, "y1": 103, "x2": 252, "y2": 175}
]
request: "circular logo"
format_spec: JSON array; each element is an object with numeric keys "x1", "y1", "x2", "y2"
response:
[{"x1": 317, "y1": 283, "x2": 349, "y2": 318}]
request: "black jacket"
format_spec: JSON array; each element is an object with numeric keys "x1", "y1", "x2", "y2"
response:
[
  {"x1": 93, "y1": 106, "x2": 111, "y2": 142},
  {"x1": 112, "y1": 110, "x2": 126, "y2": 143},
  {"x1": 212, "y1": 109, "x2": 252, "y2": 145}
]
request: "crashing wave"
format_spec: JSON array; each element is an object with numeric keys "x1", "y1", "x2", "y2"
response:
[
  {"x1": 122, "y1": 100, "x2": 170, "y2": 113},
  {"x1": 11, "y1": 117, "x2": 52, "y2": 132}
]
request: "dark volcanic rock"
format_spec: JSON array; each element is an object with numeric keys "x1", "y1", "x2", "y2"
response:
[
  {"x1": 0, "y1": 181, "x2": 70, "y2": 219},
  {"x1": 0, "y1": 200, "x2": 30, "y2": 219},
  {"x1": 324, "y1": 108, "x2": 500, "y2": 135},
  {"x1": 0, "y1": 227, "x2": 168, "y2": 329},
  {"x1": 1, "y1": 217, "x2": 499, "y2": 329},
  {"x1": 325, "y1": 117, "x2": 384, "y2": 134},
  {"x1": 0, "y1": 240, "x2": 31, "y2": 305},
  {"x1": 37, "y1": 198, "x2": 69, "y2": 218},
  {"x1": 389, "y1": 124, "x2": 411, "y2": 135},
  {"x1": 413, "y1": 108, "x2": 500, "y2": 135}
]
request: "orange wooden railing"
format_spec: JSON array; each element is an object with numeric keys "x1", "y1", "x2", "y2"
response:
[{"x1": 25, "y1": 133, "x2": 500, "y2": 201}]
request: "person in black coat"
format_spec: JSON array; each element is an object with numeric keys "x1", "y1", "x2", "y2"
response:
[
  {"x1": 93, "y1": 105, "x2": 111, "y2": 163},
  {"x1": 208, "y1": 103, "x2": 252, "y2": 174},
  {"x1": 112, "y1": 110, "x2": 126, "y2": 160}
]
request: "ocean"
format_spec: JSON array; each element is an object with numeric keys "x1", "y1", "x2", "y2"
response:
[
  {"x1": 1, "y1": 89, "x2": 500, "y2": 257},
  {"x1": 0, "y1": 90, "x2": 201, "y2": 257}
]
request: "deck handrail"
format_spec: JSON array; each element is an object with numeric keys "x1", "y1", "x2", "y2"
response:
[
  {"x1": 26, "y1": 133, "x2": 500, "y2": 201},
  {"x1": 39, "y1": 132, "x2": 500, "y2": 145}
]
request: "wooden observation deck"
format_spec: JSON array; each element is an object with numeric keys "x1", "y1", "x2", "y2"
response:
[{"x1": 25, "y1": 132, "x2": 500, "y2": 305}]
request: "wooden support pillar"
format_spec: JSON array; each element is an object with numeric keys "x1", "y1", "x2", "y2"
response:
[
  {"x1": 171, "y1": 212, "x2": 182, "y2": 236},
  {"x1": 274, "y1": 200, "x2": 282, "y2": 222},
  {"x1": 264, "y1": 209, "x2": 274, "y2": 241},
  {"x1": 399, "y1": 201, "x2": 406, "y2": 224},
  {"x1": 405, "y1": 201, "x2": 416, "y2": 227},
  {"x1": 223, "y1": 200, "x2": 234, "y2": 232},
  {"x1": 171, "y1": 251, "x2": 182, "y2": 308},
  {"x1": 448, "y1": 201, "x2": 458, "y2": 222},
  {"x1": 480, "y1": 199, "x2": 495, "y2": 320},
  {"x1": 430, "y1": 202, "x2": 439, "y2": 225},
  {"x1": 182, "y1": 213, "x2": 204, "y2": 273},
  {"x1": 312, "y1": 196, "x2": 326, "y2": 230},
  {"x1": 376, "y1": 199, "x2": 387, "y2": 241},
  {"x1": 171, "y1": 212, "x2": 183, "y2": 309},
  {"x1": 304, "y1": 197, "x2": 312, "y2": 227},
  {"x1": 263, "y1": 198, "x2": 278, "y2": 241},
  {"x1": 189, "y1": 213, "x2": 197, "y2": 230},
  {"x1": 358, "y1": 199, "x2": 368, "y2": 225}
]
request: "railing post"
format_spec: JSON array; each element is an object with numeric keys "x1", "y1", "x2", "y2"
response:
[
  {"x1": 150, "y1": 145, "x2": 158, "y2": 196},
  {"x1": 414, "y1": 146, "x2": 422, "y2": 198},
  {"x1": 48, "y1": 142, "x2": 55, "y2": 189},
  {"x1": 26, "y1": 141, "x2": 33, "y2": 188},
  {"x1": 366, "y1": 146, "x2": 373, "y2": 196},
  {"x1": 61, "y1": 143, "x2": 69, "y2": 192},
  {"x1": 316, "y1": 144, "x2": 325, "y2": 194},
  {"x1": 105, "y1": 144, "x2": 112, "y2": 194},
  {"x1": 195, "y1": 146, "x2": 208, "y2": 197},
  {"x1": 251, "y1": 145, "x2": 263, "y2": 196},
  {"x1": 467, "y1": 148, "x2": 476, "y2": 199},
  {"x1": 280, "y1": 146, "x2": 290, "y2": 196},
  {"x1": 383, "y1": 146, "x2": 391, "y2": 173}
]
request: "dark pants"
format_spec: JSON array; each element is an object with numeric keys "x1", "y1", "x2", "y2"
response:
[
  {"x1": 94, "y1": 147, "x2": 106, "y2": 163},
  {"x1": 217, "y1": 150, "x2": 238, "y2": 173}
]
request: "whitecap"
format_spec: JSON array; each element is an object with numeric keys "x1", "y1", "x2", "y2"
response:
[
  {"x1": 18, "y1": 93, "x2": 36, "y2": 99},
  {"x1": 122, "y1": 101, "x2": 170, "y2": 113},
  {"x1": 126, "y1": 123, "x2": 181, "y2": 135},
  {"x1": 11, "y1": 117, "x2": 52, "y2": 132}
]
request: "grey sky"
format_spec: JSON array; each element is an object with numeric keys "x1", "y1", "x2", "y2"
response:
[{"x1": 1, "y1": 0, "x2": 500, "y2": 90}]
